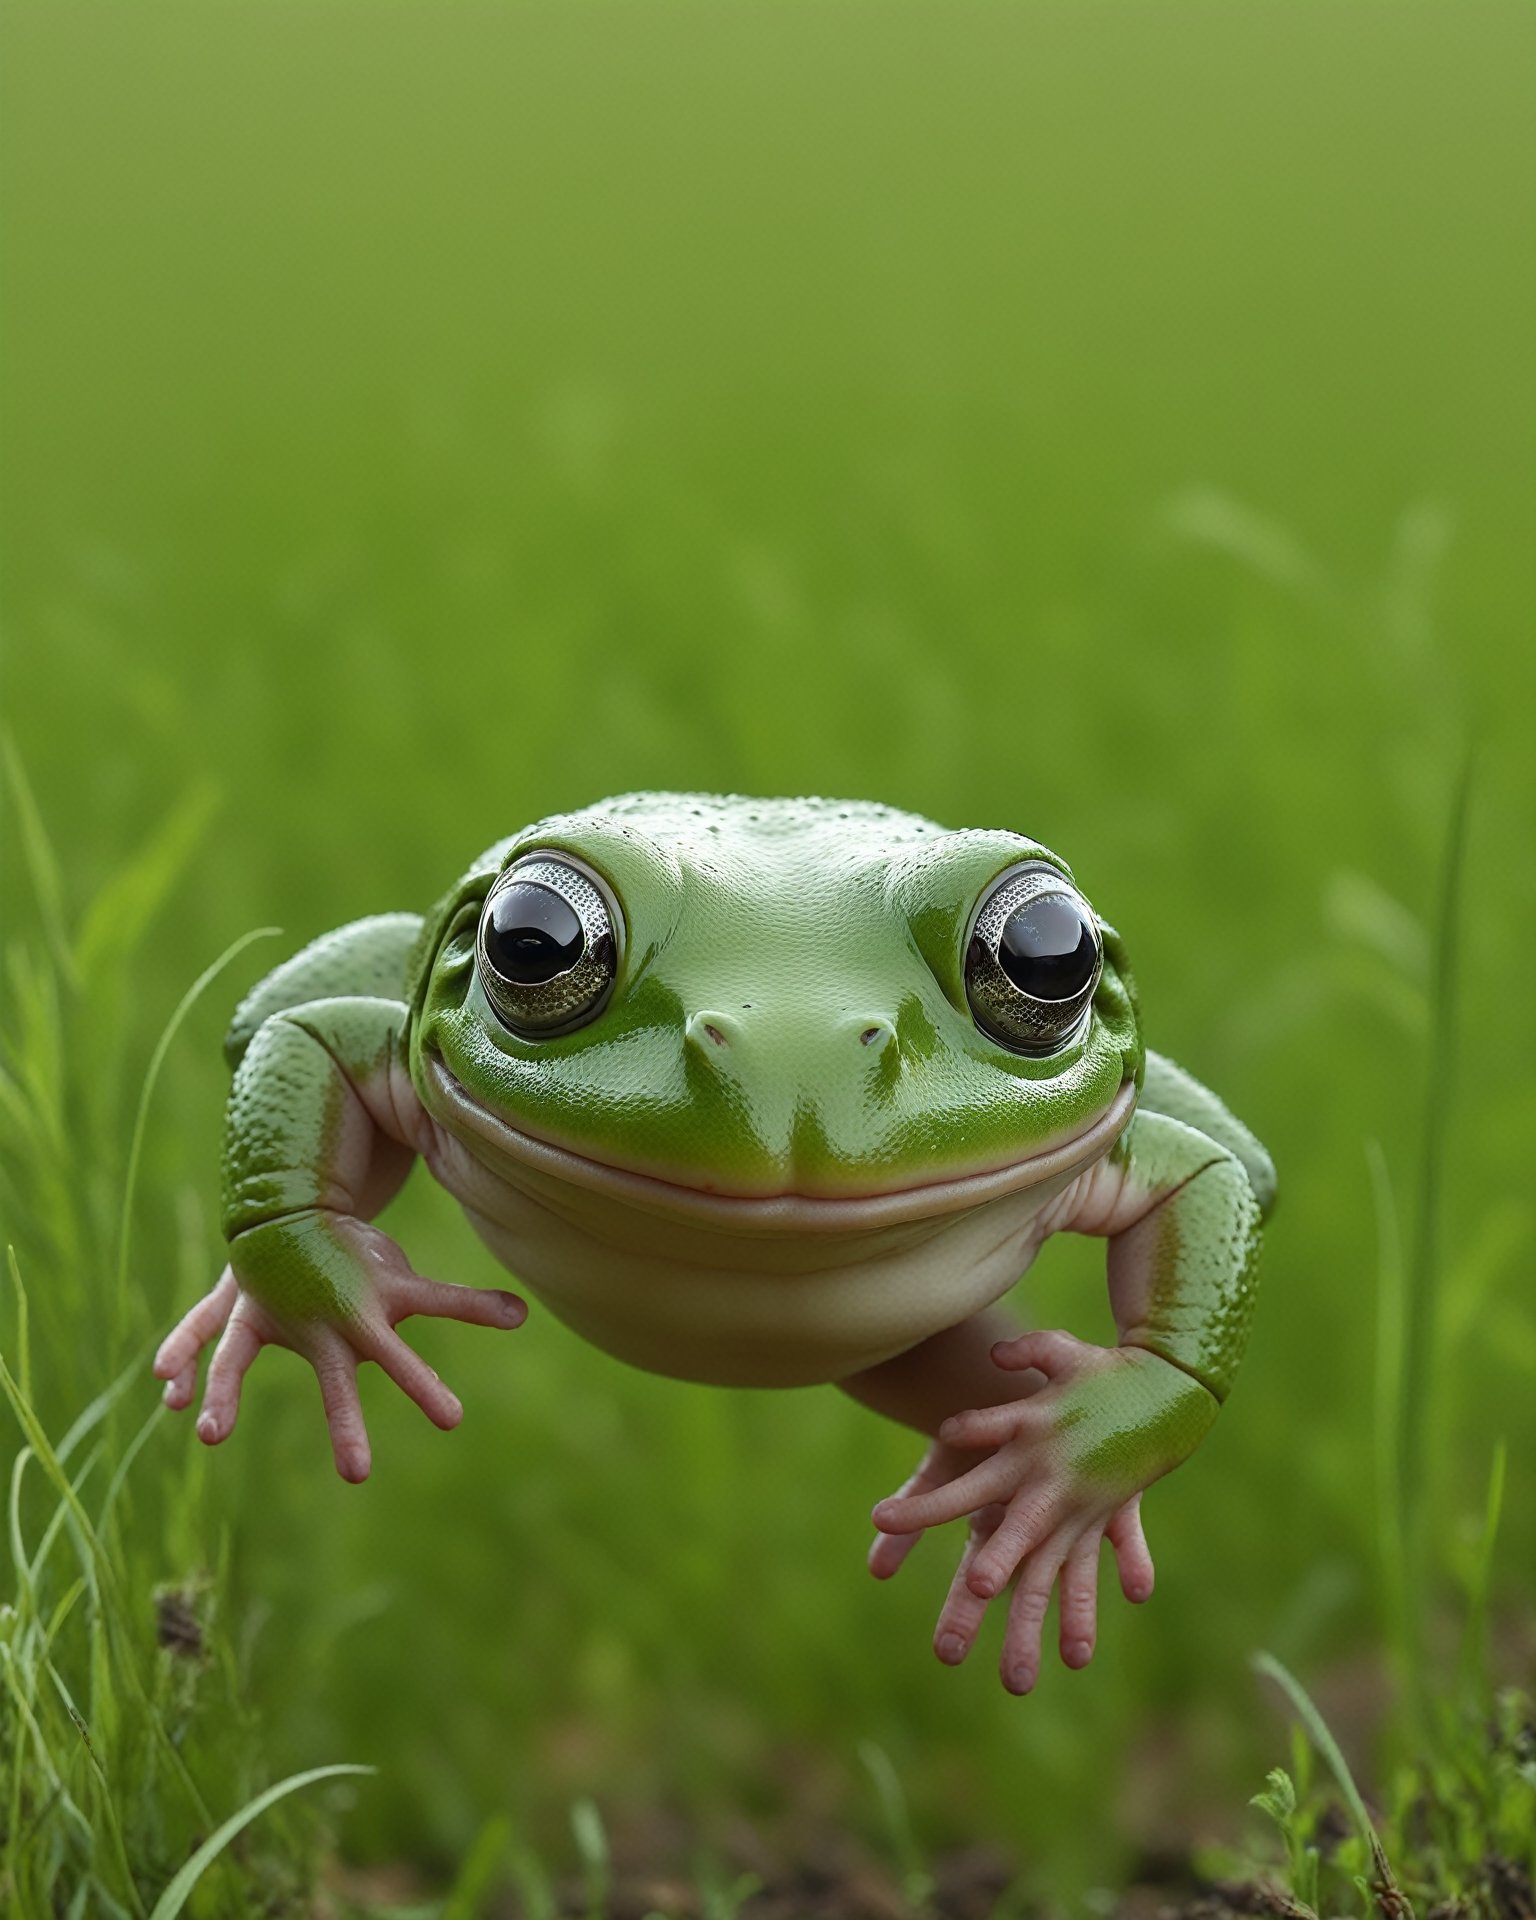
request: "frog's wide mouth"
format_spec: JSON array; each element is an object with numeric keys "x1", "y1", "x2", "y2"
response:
[{"x1": 423, "y1": 1053, "x2": 1136, "y2": 1234}]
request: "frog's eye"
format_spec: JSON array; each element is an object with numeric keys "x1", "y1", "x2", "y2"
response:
[
  {"x1": 476, "y1": 855, "x2": 620, "y2": 1037},
  {"x1": 964, "y1": 864, "x2": 1103, "y2": 1056}
]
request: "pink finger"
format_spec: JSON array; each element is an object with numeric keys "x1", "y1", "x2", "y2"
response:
[
  {"x1": 874, "y1": 1448, "x2": 956, "y2": 1512},
  {"x1": 868, "y1": 1453, "x2": 958, "y2": 1576},
  {"x1": 990, "y1": 1328, "x2": 1081, "y2": 1377},
  {"x1": 162, "y1": 1363, "x2": 198, "y2": 1411},
  {"x1": 1057, "y1": 1528, "x2": 1103, "y2": 1668},
  {"x1": 933, "y1": 1510, "x2": 1006, "y2": 1665},
  {"x1": 196, "y1": 1312, "x2": 262, "y2": 1446},
  {"x1": 938, "y1": 1401, "x2": 1037, "y2": 1449},
  {"x1": 1106, "y1": 1495, "x2": 1156, "y2": 1603},
  {"x1": 154, "y1": 1269, "x2": 238, "y2": 1380},
  {"x1": 313, "y1": 1347, "x2": 372, "y2": 1483},
  {"x1": 871, "y1": 1455, "x2": 1013, "y2": 1534},
  {"x1": 365, "y1": 1329, "x2": 464, "y2": 1431},
  {"x1": 390, "y1": 1276, "x2": 527, "y2": 1330},
  {"x1": 868, "y1": 1528, "x2": 924, "y2": 1579},
  {"x1": 967, "y1": 1490, "x2": 1058, "y2": 1598},
  {"x1": 1000, "y1": 1535, "x2": 1072, "y2": 1695}
]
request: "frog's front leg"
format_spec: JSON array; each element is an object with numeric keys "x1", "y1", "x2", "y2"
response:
[
  {"x1": 154, "y1": 997, "x2": 525, "y2": 1480},
  {"x1": 868, "y1": 1111, "x2": 1262, "y2": 1692}
]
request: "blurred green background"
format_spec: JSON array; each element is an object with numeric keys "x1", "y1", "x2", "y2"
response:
[{"x1": 2, "y1": 0, "x2": 1532, "y2": 1899}]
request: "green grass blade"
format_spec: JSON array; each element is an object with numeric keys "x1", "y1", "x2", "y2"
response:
[
  {"x1": 94, "y1": 1401, "x2": 166, "y2": 1537},
  {"x1": 10, "y1": 1244, "x2": 32, "y2": 1408},
  {"x1": 570, "y1": 1796, "x2": 611, "y2": 1920},
  {"x1": 509, "y1": 1846, "x2": 559, "y2": 1920},
  {"x1": 53, "y1": 1344, "x2": 146, "y2": 1468},
  {"x1": 113, "y1": 925, "x2": 279, "y2": 1347},
  {"x1": 10, "y1": 1442, "x2": 36, "y2": 1612},
  {"x1": 0, "y1": 1342, "x2": 212, "y2": 1826},
  {"x1": 0, "y1": 1643, "x2": 97, "y2": 1857},
  {"x1": 1159, "y1": 488, "x2": 1338, "y2": 614},
  {"x1": 1253, "y1": 1652, "x2": 1377, "y2": 1843},
  {"x1": 440, "y1": 1812, "x2": 512, "y2": 1920},
  {"x1": 1, "y1": 731, "x2": 80, "y2": 990},
  {"x1": 43, "y1": 1574, "x2": 89, "y2": 1654},
  {"x1": 1365, "y1": 1139, "x2": 1411, "y2": 1705},
  {"x1": 29, "y1": 1441, "x2": 104, "y2": 1588},
  {"x1": 859, "y1": 1740, "x2": 935, "y2": 1912},
  {"x1": 1458, "y1": 1440, "x2": 1507, "y2": 1695},
  {"x1": 1396, "y1": 752, "x2": 1472, "y2": 1633},
  {"x1": 74, "y1": 787, "x2": 219, "y2": 982},
  {"x1": 47, "y1": 1660, "x2": 147, "y2": 1917},
  {"x1": 146, "y1": 1764, "x2": 375, "y2": 1920}
]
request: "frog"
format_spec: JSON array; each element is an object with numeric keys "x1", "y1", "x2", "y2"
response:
[{"x1": 154, "y1": 792, "x2": 1274, "y2": 1695}]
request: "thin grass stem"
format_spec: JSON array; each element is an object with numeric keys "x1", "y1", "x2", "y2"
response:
[
  {"x1": 0, "y1": 1344, "x2": 212, "y2": 1828},
  {"x1": 112, "y1": 926, "x2": 279, "y2": 1355},
  {"x1": 1252, "y1": 1651, "x2": 1414, "y2": 1916},
  {"x1": 144, "y1": 1763, "x2": 374, "y2": 1920},
  {"x1": 1396, "y1": 753, "x2": 1472, "y2": 1656}
]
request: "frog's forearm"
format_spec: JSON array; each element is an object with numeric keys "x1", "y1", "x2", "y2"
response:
[
  {"x1": 1099, "y1": 1113, "x2": 1262, "y2": 1401},
  {"x1": 840, "y1": 1307, "x2": 1042, "y2": 1438},
  {"x1": 1111, "y1": 1159, "x2": 1261, "y2": 1403},
  {"x1": 1020, "y1": 1109, "x2": 1264, "y2": 1486},
  {"x1": 222, "y1": 998, "x2": 429, "y2": 1327},
  {"x1": 1041, "y1": 1110, "x2": 1263, "y2": 1401},
  {"x1": 223, "y1": 997, "x2": 423, "y2": 1233}
]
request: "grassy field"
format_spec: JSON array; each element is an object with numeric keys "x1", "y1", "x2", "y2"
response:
[{"x1": 2, "y1": 4, "x2": 1532, "y2": 1912}]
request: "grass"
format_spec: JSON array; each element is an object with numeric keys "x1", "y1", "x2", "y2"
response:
[
  {"x1": 1189, "y1": 662, "x2": 1532, "y2": 1916},
  {"x1": 1, "y1": 656, "x2": 1528, "y2": 1912},
  {"x1": 0, "y1": 760, "x2": 362, "y2": 1913},
  {"x1": 1232, "y1": 1645, "x2": 1533, "y2": 1918},
  {"x1": 1, "y1": 3, "x2": 1533, "y2": 1909}
]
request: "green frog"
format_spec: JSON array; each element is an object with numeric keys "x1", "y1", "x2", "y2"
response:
[{"x1": 156, "y1": 793, "x2": 1273, "y2": 1694}]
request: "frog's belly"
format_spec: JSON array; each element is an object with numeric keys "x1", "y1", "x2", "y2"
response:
[{"x1": 446, "y1": 1159, "x2": 1071, "y2": 1387}]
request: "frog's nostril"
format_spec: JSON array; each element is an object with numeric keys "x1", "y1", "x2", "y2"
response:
[
  {"x1": 857, "y1": 1017, "x2": 897, "y2": 1054},
  {"x1": 685, "y1": 1010, "x2": 737, "y2": 1051}
]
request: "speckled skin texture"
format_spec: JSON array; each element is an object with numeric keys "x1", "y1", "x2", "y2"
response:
[{"x1": 166, "y1": 792, "x2": 1274, "y2": 1690}]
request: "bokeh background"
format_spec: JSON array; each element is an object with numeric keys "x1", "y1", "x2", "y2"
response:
[{"x1": 2, "y1": 0, "x2": 1532, "y2": 1903}]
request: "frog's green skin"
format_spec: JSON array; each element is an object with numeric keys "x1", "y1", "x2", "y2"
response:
[{"x1": 168, "y1": 794, "x2": 1272, "y2": 1677}]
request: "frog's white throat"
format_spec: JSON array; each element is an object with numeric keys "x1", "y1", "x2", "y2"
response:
[{"x1": 419, "y1": 1058, "x2": 1135, "y2": 1388}]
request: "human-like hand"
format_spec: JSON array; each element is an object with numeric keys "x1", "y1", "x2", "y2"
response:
[
  {"x1": 153, "y1": 1211, "x2": 525, "y2": 1482},
  {"x1": 868, "y1": 1329, "x2": 1214, "y2": 1693}
]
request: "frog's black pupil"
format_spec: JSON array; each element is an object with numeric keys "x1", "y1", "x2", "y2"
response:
[
  {"x1": 998, "y1": 895, "x2": 1098, "y2": 1001},
  {"x1": 485, "y1": 882, "x2": 584, "y2": 984}
]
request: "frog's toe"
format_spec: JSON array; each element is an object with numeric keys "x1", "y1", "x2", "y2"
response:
[
  {"x1": 872, "y1": 1453, "x2": 1011, "y2": 1534},
  {"x1": 999, "y1": 1535, "x2": 1073, "y2": 1694},
  {"x1": 868, "y1": 1529, "x2": 921, "y2": 1579},
  {"x1": 154, "y1": 1267, "x2": 238, "y2": 1384},
  {"x1": 1057, "y1": 1530, "x2": 1102, "y2": 1668},
  {"x1": 1106, "y1": 1494, "x2": 1155, "y2": 1603},
  {"x1": 938, "y1": 1400, "x2": 1035, "y2": 1449},
  {"x1": 311, "y1": 1342, "x2": 372, "y2": 1482},
  {"x1": 966, "y1": 1488, "x2": 1056, "y2": 1598},
  {"x1": 868, "y1": 1440, "x2": 972, "y2": 1576},
  {"x1": 161, "y1": 1363, "x2": 198, "y2": 1410},
  {"x1": 388, "y1": 1273, "x2": 527, "y2": 1331},
  {"x1": 931, "y1": 1502, "x2": 1008, "y2": 1663},
  {"x1": 363, "y1": 1325, "x2": 464, "y2": 1431},
  {"x1": 195, "y1": 1312, "x2": 262, "y2": 1445}
]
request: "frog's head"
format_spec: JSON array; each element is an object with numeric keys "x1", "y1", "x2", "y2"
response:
[{"x1": 413, "y1": 794, "x2": 1141, "y2": 1226}]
